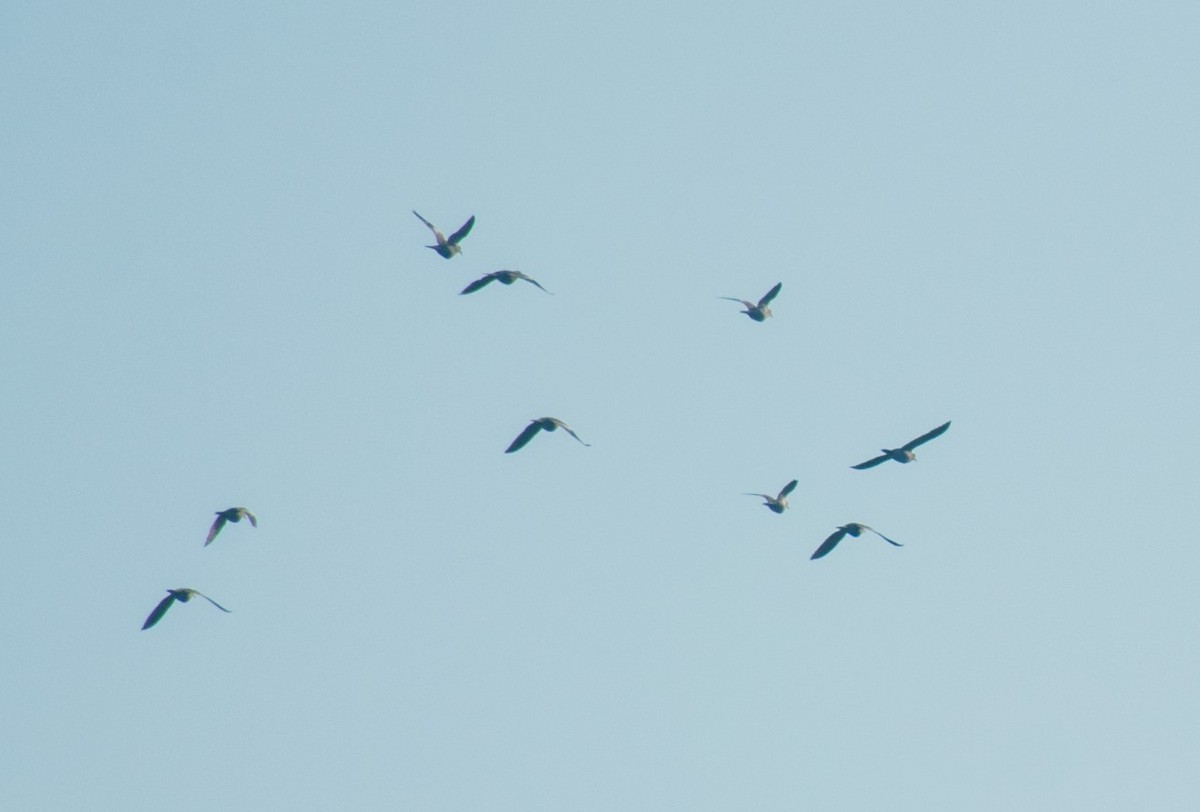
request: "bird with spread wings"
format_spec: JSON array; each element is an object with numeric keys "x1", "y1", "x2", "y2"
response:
[
  {"x1": 810, "y1": 524, "x2": 902, "y2": 560},
  {"x1": 505, "y1": 417, "x2": 590, "y2": 454},
  {"x1": 719, "y1": 282, "x2": 782, "y2": 322},
  {"x1": 413, "y1": 210, "x2": 475, "y2": 259},
  {"x1": 851, "y1": 421, "x2": 951, "y2": 469},
  {"x1": 743, "y1": 479, "x2": 798, "y2": 514},
  {"x1": 141, "y1": 588, "x2": 232, "y2": 630}
]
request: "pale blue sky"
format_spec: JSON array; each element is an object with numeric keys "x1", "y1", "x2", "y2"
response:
[{"x1": 3, "y1": 2, "x2": 1199, "y2": 809}]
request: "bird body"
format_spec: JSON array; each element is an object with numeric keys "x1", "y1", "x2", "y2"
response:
[
  {"x1": 505, "y1": 417, "x2": 590, "y2": 453},
  {"x1": 851, "y1": 421, "x2": 951, "y2": 469},
  {"x1": 810, "y1": 523, "x2": 901, "y2": 560},
  {"x1": 461, "y1": 270, "x2": 551, "y2": 295},
  {"x1": 413, "y1": 210, "x2": 475, "y2": 259},
  {"x1": 720, "y1": 282, "x2": 782, "y2": 321},
  {"x1": 206, "y1": 507, "x2": 257, "y2": 546},
  {"x1": 743, "y1": 479, "x2": 798, "y2": 513},
  {"x1": 141, "y1": 588, "x2": 231, "y2": 630}
]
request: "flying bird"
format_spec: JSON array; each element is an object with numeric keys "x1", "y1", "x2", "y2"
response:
[
  {"x1": 461, "y1": 270, "x2": 551, "y2": 295},
  {"x1": 205, "y1": 507, "x2": 257, "y2": 546},
  {"x1": 505, "y1": 417, "x2": 590, "y2": 454},
  {"x1": 743, "y1": 479, "x2": 798, "y2": 514},
  {"x1": 851, "y1": 421, "x2": 951, "y2": 469},
  {"x1": 719, "y1": 282, "x2": 782, "y2": 322},
  {"x1": 413, "y1": 210, "x2": 475, "y2": 259},
  {"x1": 141, "y1": 588, "x2": 231, "y2": 630},
  {"x1": 810, "y1": 523, "x2": 902, "y2": 560}
]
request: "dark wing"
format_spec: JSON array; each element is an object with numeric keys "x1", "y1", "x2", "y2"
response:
[
  {"x1": 194, "y1": 591, "x2": 233, "y2": 613},
  {"x1": 518, "y1": 274, "x2": 551, "y2": 294},
  {"x1": 865, "y1": 526, "x2": 903, "y2": 547},
  {"x1": 902, "y1": 420, "x2": 951, "y2": 451},
  {"x1": 757, "y1": 282, "x2": 783, "y2": 308},
  {"x1": 243, "y1": 510, "x2": 257, "y2": 528},
  {"x1": 778, "y1": 479, "x2": 798, "y2": 499},
  {"x1": 558, "y1": 423, "x2": 591, "y2": 447},
  {"x1": 810, "y1": 528, "x2": 849, "y2": 560},
  {"x1": 505, "y1": 421, "x2": 544, "y2": 453},
  {"x1": 205, "y1": 515, "x2": 227, "y2": 546},
  {"x1": 460, "y1": 274, "x2": 497, "y2": 295},
  {"x1": 851, "y1": 453, "x2": 890, "y2": 470},
  {"x1": 141, "y1": 593, "x2": 177, "y2": 630},
  {"x1": 447, "y1": 215, "x2": 475, "y2": 245}
]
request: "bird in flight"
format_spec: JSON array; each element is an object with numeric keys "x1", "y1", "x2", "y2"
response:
[
  {"x1": 505, "y1": 417, "x2": 590, "y2": 453},
  {"x1": 141, "y1": 588, "x2": 232, "y2": 630},
  {"x1": 810, "y1": 523, "x2": 902, "y2": 560},
  {"x1": 719, "y1": 282, "x2": 782, "y2": 322},
  {"x1": 851, "y1": 421, "x2": 951, "y2": 469},
  {"x1": 743, "y1": 479, "x2": 798, "y2": 514},
  {"x1": 205, "y1": 507, "x2": 257, "y2": 546},
  {"x1": 461, "y1": 270, "x2": 551, "y2": 295},
  {"x1": 413, "y1": 210, "x2": 475, "y2": 259}
]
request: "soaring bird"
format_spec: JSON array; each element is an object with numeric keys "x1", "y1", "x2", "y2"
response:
[
  {"x1": 743, "y1": 479, "x2": 798, "y2": 514},
  {"x1": 141, "y1": 588, "x2": 231, "y2": 630},
  {"x1": 851, "y1": 421, "x2": 951, "y2": 469},
  {"x1": 810, "y1": 523, "x2": 902, "y2": 560},
  {"x1": 205, "y1": 507, "x2": 257, "y2": 546},
  {"x1": 505, "y1": 417, "x2": 590, "y2": 454},
  {"x1": 413, "y1": 210, "x2": 475, "y2": 259},
  {"x1": 719, "y1": 282, "x2": 782, "y2": 322},
  {"x1": 461, "y1": 270, "x2": 551, "y2": 295}
]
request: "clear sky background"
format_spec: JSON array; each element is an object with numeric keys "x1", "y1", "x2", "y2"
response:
[{"x1": 3, "y1": 2, "x2": 1199, "y2": 809}]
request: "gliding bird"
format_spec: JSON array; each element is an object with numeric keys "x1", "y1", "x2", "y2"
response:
[
  {"x1": 851, "y1": 421, "x2": 951, "y2": 469},
  {"x1": 141, "y1": 588, "x2": 231, "y2": 630},
  {"x1": 505, "y1": 417, "x2": 590, "y2": 454},
  {"x1": 719, "y1": 282, "x2": 782, "y2": 322},
  {"x1": 810, "y1": 523, "x2": 902, "y2": 560},
  {"x1": 413, "y1": 210, "x2": 475, "y2": 259},
  {"x1": 461, "y1": 270, "x2": 551, "y2": 295},
  {"x1": 743, "y1": 479, "x2": 798, "y2": 514},
  {"x1": 205, "y1": 507, "x2": 257, "y2": 546}
]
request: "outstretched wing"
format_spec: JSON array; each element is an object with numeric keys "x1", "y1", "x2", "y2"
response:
[
  {"x1": 778, "y1": 479, "x2": 798, "y2": 499},
  {"x1": 141, "y1": 593, "x2": 178, "y2": 630},
  {"x1": 242, "y1": 510, "x2": 257, "y2": 528},
  {"x1": 811, "y1": 528, "x2": 849, "y2": 560},
  {"x1": 718, "y1": 297, "x2": 753, "y2": 308},
  {"x1": 505, "y1": 421, "x2": 544, "y2": 453},
  {"x1": 865, "y1": 526, "x2": 903, "y2": 547},
  {"x1": 194, "y1": 591, "x2": 233, "y2": 613},
  {"x1": 519, "y1": 274, "x2": 551, "y2": 294},
  {"x1": 205, "y1": 515, "x2": 227, "y2": 546},
  {"x1": 448, "y1": 215, "x2": 475, "y2": 245},
  {"x1": 558, "y1": 423, "x2": 591, "y2": 447},
  {"x1": 902, "y1": 420, "x2": 951, "y2": 452},
  {"x1": 851, "y1": 453, "x2": 890, "y2": 470},
  {"x1": 757, "y1": 282, "x2": 782, "y2": 308},
  {"x1": 461, "y1": 274, "x2": 497, "y2": 295},
  {"x1": 412, "y1": 210, "x2": 443, "y2": 240}
]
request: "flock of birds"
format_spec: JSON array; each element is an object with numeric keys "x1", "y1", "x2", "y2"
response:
[
  {"x1": 140, "y1": 507, "x2": 256, "y2": 629},
  {"x1": 140, "y1": 209, "x2": 952, "y2": 630}
]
